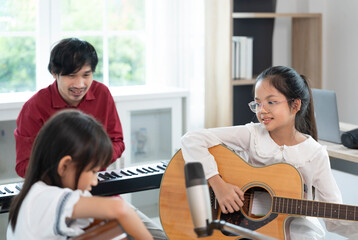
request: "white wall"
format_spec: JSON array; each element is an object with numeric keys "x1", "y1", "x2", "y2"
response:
[
  {"x1": 274, "y1": 0, "x2": 358, "y2": 125},
  {"x1": 324, "y1": 1, "x2": 358, "y2": 124}
]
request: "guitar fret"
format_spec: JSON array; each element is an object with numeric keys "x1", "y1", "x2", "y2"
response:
[
  {"x1": 313, "y1": 202, "x2": 318, "y2": 216},
  {"x1": 291, "y1": 199, "x2": 294, "y2": 214},
  {"x1": 332, "y1": 203, "x2": 339, "y2": 219},
  {"x1": 278, "y1": 197, "x2": 281, "y2": 212},
  {"x1": 319, "y1": 202, "x2": 325, "y2": 218},
  {"x1": 296, "y1": 199, "x2": 301, "y2": 215},
  {"x1": 290, "y1": 199, "x2": 295, "y2": 214},
  {"x1": 282, "y1": 198, "x2": 285, "y2": 213},
  {"x1": 307, "y1": 200, "x2": 313, "y2": 216},
  {"x1": 301, "y1": 199, "x2": 303, "y2": 215},
  {"x1": 278, "y1": 197, "x2": 281, "y2": 213},
  {"x1": 339, "y1": 205, "x2": 347, "y2": 220},
  {"x1": 279, "y1": 197, "x2": 282, "y2": 213},
  {"x1": 326, "y1": 203, "x2": 332, "y2": 218},
  {"x1": 301, "y1": 199, "x2": 307, "y2": 216},
  {"x1": 272, "y1": 197, "x2": 279, "y2": 212}
]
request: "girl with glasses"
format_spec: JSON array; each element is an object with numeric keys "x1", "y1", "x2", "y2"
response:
[{"x1": 181, "y1": 66, "x2": 357, "y2": 239}]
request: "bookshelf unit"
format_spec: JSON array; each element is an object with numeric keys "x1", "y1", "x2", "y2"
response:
[{"x1": 231, "y1": 1, "x2": 322, "y2": 125}]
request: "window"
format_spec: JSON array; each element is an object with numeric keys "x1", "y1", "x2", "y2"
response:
[
  {"x1": 0, "y1": 0, "x2": 205, "y2": 132},
  {"x1": 0, "y1": 0, "x2": 37, "y2": 93},
  {"x1": 60, "y1": 0, "x2": 146, "y2": 87},
  {"x1": 0, "y1": 0, "x2": 146, "y2": 93}
]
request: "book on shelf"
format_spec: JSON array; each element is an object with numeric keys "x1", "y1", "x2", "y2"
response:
[{"x1": 232, "y1": 36, "x2": 253, "y2": 80}]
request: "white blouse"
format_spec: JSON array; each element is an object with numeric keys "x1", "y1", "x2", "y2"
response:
[
  {"x1": 181, "y1": 122, "x2": 358, "y2": 239},
  {"x1": 7, "y1": 181, "x2": 92, "y2": 240}
]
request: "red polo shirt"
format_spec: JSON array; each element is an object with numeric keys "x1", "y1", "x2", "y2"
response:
[{"x1": 14, "y1": 80, "x2": 125, "y2": 178}]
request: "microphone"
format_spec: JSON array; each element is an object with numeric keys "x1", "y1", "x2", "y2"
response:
[{"x1": 184, "y1": 162, "x2": 213, "y2": 237}]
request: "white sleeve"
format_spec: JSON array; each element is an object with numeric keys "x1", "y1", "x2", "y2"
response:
[
  {"x1": 54, "y1": 189, "x2": 93, "y2": 237},
  {"x1": 312, "y1": 150, "x2": 342, "y2": 203},
  {"x1": 312, "y1": 151, "x2": 358, "y2": 237},
  {"x1": 181, "y1": 125, "x2": 251, "y2": 179}
]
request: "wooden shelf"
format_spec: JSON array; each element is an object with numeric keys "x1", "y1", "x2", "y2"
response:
[
  {"x1": 232, "y1": 79, "x2": 255, "y2": 86},
  {"x1": 232, "y1": 12, "x2": 322, "y2": 19},
  {"x1": 230, "y1": 1, "x2": 322, "y2": 125}
]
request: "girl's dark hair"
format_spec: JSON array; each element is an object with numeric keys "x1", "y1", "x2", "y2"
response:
[
  {"x1": 48, "y1": 38, "x2": 98, "y2": 76},
  {"x1": 256, "y1": 66, "x2": 318, "y2": 140},
  {"x1": 9, "y1": 110, "x2": 113, "y2": 231}
]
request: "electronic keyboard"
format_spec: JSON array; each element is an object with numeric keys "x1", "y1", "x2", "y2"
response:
[{"x1": 0, "y1": 161, "x2": 168, "y2": 214}]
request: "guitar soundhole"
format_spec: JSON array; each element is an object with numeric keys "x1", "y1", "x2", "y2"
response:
[
  {"x1": 241, "y1": 186, "x2": 272, "y2": 219},
  {"x1": 220, "y1": 186, "x2": 277, "y2": 235}
]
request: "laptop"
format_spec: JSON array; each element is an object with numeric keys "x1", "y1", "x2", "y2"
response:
[{"x1": 311, "y1": 88, "x2": 342, "y2": 144}]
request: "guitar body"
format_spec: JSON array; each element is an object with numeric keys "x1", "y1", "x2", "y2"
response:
[{"x1": 159, "y1": 145, "x2": 304, "y2": 240}]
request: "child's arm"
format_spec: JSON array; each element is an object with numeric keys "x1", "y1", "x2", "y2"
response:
[
  {"x1": 208, "y1": 174, "x2": 244, "y2": 214},
  {"x1": 72, "y1": 196, "x2": 153, "y2": 240}
]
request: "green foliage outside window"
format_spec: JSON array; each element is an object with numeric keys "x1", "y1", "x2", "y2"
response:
[
  {"x1": 0, "y1": 0, "x2": 146, "y2": 94},
  {"x1": 109, "y1": 36, "x2": 145, "y2": 86},
  {"x1": 0, "y1": 37, "x2": 36, "y2": 93},
  {"x1": 0, "y1": 0, "x2": 37, "y2": 93}
]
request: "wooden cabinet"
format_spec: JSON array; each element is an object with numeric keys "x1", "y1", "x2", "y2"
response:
[{"x1": 231, "y1": 1, "x2": 322, "y2": 125}]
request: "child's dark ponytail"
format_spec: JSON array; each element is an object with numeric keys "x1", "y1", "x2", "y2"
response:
[{"x1": 298, "y1": 75, "x2": 318, "y2": 141}]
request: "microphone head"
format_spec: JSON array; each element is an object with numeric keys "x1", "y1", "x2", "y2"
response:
[
  {"x1": 184, "y1": 162, "x2": 213, "y2": 237},
  {"x1": 185, "y1": 162, "x2": 207, "y2": 188}
]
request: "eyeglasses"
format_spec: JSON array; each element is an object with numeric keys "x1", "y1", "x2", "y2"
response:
[{"x1": 248, "y1": 99, "x2": 294, "y2": 113}]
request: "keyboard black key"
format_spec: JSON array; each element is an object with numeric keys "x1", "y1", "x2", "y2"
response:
[
  {"x1": 105, "y1": 172, "x2": 115, "y2": 179},
  {"x1": 98, "y1": 173, "x2": 110, "y2": 180},
  {"x1": 120, "y1": 170, "x2": 131, "y2": 176},
  {"x1": 157, "y1": 165, "x2": 166, "y2": 170},
  {"x1": 136, "y1": 168, "x2": 146, "y2": 174},
  {"x1": 4, "y1": 187, "x2": 13, "y2": 194},
  {"x1": 110, "y1": 171, "x2": 122, "y2": 178},
  {"x1": 148, "y1": 166, "x2": 159, "y2": 172},
  {"x1": 127, "y1": 170, "x2": 138, "y2": 175},
  {"x1": 142, "y1": 167, "x2": 152, "y2": 173}
]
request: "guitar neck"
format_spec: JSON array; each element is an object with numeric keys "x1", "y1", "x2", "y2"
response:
[{"x1": 272, "y1": 196, "x2": 358, "y2": 221}]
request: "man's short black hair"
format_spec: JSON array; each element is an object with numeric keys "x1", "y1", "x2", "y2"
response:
[{"x1": 48, "y1": 38, "x2": 98, "y2": 76}]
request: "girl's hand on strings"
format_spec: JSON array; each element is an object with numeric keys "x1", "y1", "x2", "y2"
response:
[{"x1": 208, "y1": 174, "x2": 244, "y2": 214}]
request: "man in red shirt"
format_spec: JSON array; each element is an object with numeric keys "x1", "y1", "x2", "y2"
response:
[
  {"x1": 14, "y1": 38, "x2": 168, "y2": 239},
  {"x1": 14, "y1": 38, "x2": 124, "y2": 178}
]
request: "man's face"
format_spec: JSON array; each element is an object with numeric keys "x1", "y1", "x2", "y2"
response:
[{"x1": 54, "y1": 64, "x2": 93, "y2": 107}]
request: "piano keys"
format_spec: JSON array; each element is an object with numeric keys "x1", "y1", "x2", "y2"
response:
[
  {"x1": 0, "y1": 161, "x2": 168, "y2": 214},
  {"x1": 91, "y1": 161, "x2": 168, "y2": 196}
]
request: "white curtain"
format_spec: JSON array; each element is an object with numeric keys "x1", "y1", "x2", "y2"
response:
[
  {"x1": 204, "y1": 0, "x2": 232, "y2": 128},
  {"x1": 146, "y1": 0, "x2": 206, "y2": 132}
]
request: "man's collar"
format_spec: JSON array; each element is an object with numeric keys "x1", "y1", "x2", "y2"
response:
[{"x1": 50, "y1": 81, "x2": 96, "y2": 108}]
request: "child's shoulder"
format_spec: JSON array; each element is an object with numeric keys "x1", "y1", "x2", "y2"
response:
[
  {"x1": 244, "y1": 122, "x2": 268, "y2": 137},
  {"x1": 27, "y1": 181, "x2": 71, "y2": 200}
]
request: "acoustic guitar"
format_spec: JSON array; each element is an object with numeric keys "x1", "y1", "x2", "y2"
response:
[{"x1": 159, "y1": 145, "x2": 358, "y2": 240}]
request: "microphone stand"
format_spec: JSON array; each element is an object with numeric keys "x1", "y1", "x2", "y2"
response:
[{"x1": 197, "y1": 220, "x2": 277, "y2": 240}]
